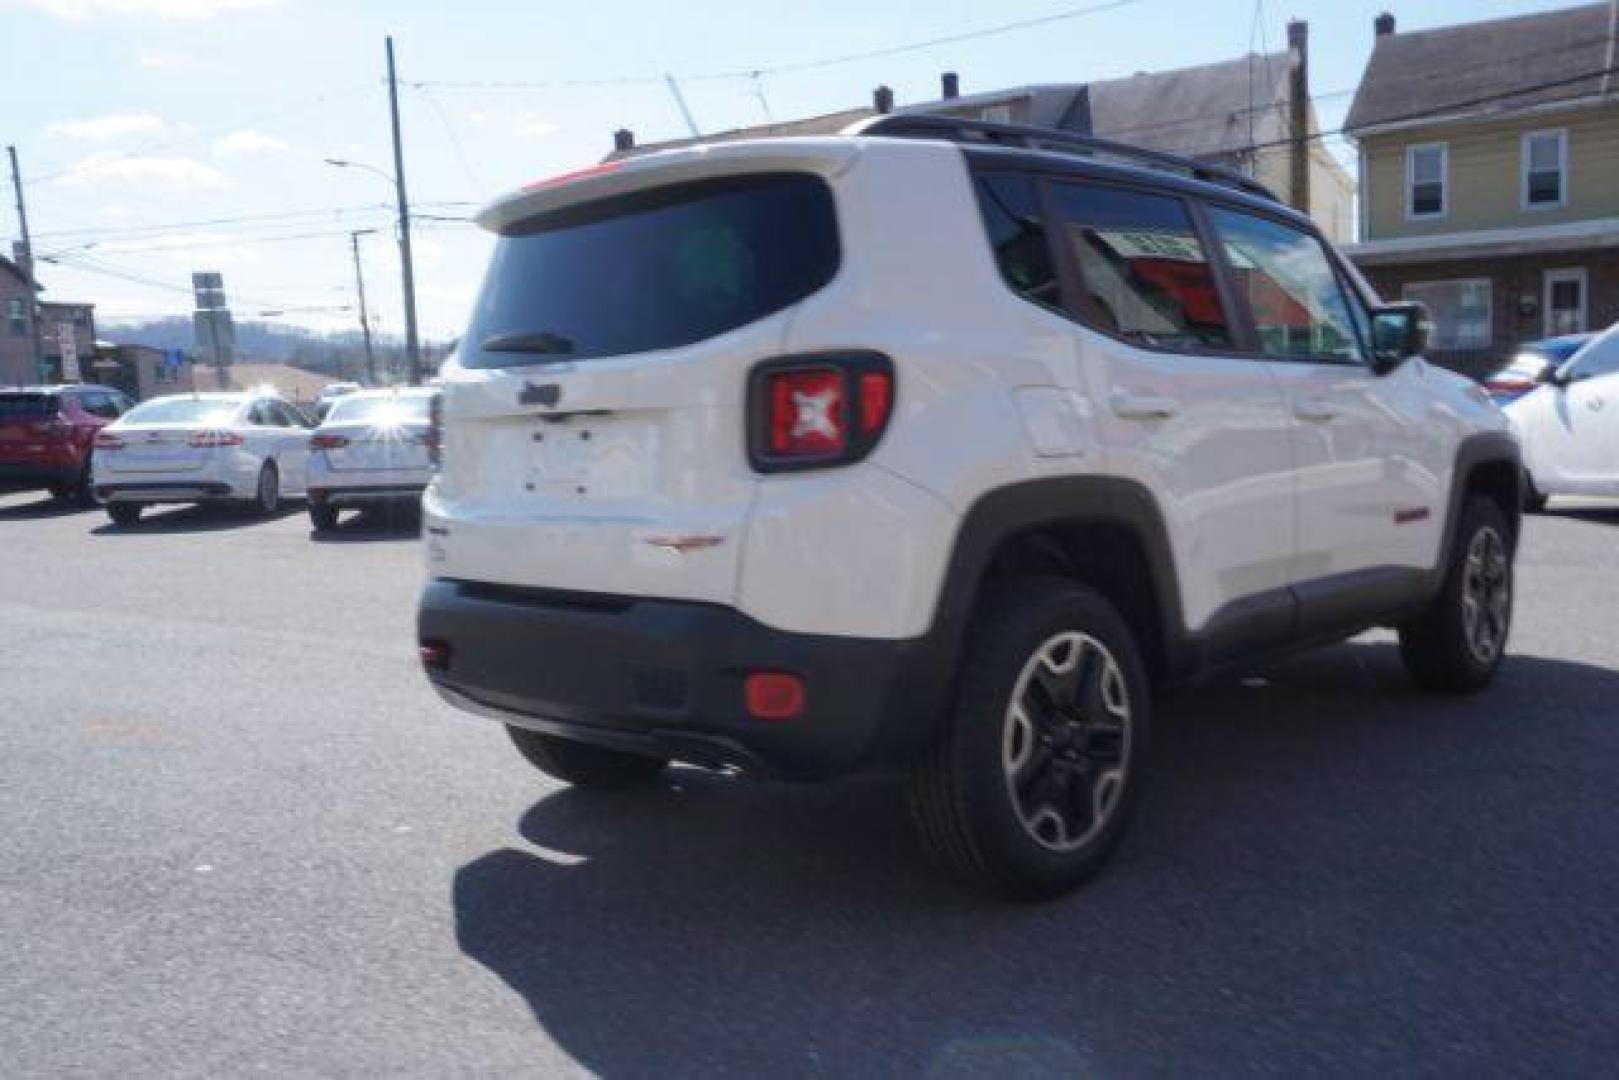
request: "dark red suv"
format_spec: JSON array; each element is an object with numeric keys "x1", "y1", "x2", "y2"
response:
[{"x1": 0, "y1": 385, "x2": 135, "y2": 503}]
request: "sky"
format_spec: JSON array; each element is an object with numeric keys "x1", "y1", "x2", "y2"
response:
[{"x1": 0, "y1": 0, "x2": 1595, "y2": 343}]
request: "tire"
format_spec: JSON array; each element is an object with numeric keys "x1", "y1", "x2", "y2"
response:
[
  {"x1": 48, "y1": 483, "x2": 70, "y2": 502},
  {"x1": 106, "y1": 502, "x2": 143, "y2": 527},
  {"x1": 308, "y1": 501, "x2": 340, "y2": 532},
  {"x1": 252, "y1": 461, "x2": 280, "y2": 517},
  {"x1": 505, "y1": 726, "x2": 668, "y2": 789},
  {"x1": 906, "y1": 576, "x2": 1151, "y2": 901},
  {"x1": 1399, "y1": 495, "x2": 1513, "y2": 693}
]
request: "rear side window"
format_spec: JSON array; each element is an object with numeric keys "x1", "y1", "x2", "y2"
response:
[
  {"x1": 464, "y1": 172, "x2": 839, "y2": 368},
  {"x1": 1049, "y1": 182, "x2": 1234, "y2": 352},
  {"x1": 1206, "y1": 207, "x2": 1365, "y2": 364},
  {"x1": 0, "y1": 393, "x2": 57, "y2": 420},
  {"x1": 78, "y1": 392, "x2": 121, "y2": 419},
  {"x1": 974, "y1": 175, "x2": 1059, "y2": 309}
]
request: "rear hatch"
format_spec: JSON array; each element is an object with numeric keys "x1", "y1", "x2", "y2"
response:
[
  {"x1": 0, "y1": 393, "x2": 62, "y2": 462},
  {"x1": 431, "y1": 147, "x2": 851, "y2": 603}
]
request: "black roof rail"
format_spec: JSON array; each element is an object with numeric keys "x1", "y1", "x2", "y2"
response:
[{"x1": 849, "y1": 114, "x2": 1281, "y2": 205}]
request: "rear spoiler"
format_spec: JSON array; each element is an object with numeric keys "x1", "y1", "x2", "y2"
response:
[{"x1": 476, "y1": 138, "x2": 862, "y2": 234}]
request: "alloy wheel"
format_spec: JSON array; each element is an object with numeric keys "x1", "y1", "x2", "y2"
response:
[
  {"x1": 1002, "y1": 631, "x2": 1133, "y2": 852},
  {"x1": 1461, "y1": 525, "x2": 1510, "y2": 665}
]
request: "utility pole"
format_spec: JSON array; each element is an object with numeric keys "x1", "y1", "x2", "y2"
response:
[
  {"x1": 349, "y1": 229, "x2": 377, "y2": 385},
  {"x1": 7, "y1": 145, "x2": 42, "y2": 384},
  {"x1": 665, "y1": 74, "x2": 701, "y2": 137},
  {"x1": 385, "y1": 36, "x2": 422, "y2": 386}
]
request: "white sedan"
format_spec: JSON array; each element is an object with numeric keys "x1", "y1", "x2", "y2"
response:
[
  {"x1": 305, "y1": 387, "x2": 438, "y2": 531},
  {"x1": 92, "y1": 392, "x2": 314, "y2": 527},
  {"x1": 1506, "y1": 320, "x2": 1619, "y2": 509}
]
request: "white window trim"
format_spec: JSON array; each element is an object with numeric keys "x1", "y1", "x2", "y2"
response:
[
  {"x1": 1520, "y1": 128, "x2": 1569, "y2": 212},
  {"x1": 1542, "y1": 267, "x2": 1588, "y2": 337},
  {"x1": 1405, "y1": 142, "x2": 1448, "y2": 222},
  {"x1": 1403, "y1": 277, "x2": 1493, "y2": 350}
]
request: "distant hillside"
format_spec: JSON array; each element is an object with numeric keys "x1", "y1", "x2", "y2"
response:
[{"x1": 100, "y1": 317, "x2": 454, "y2": 380}]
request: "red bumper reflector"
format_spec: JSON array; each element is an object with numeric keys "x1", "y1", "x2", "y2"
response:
[
  {"x1": 744, "y1": 672, "x2": 805, "y2": 722},
  {"x1": 419, "y1": 641, "x2": 451, "y2": 671}
]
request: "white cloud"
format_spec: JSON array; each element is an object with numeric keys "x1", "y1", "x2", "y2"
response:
[
  {"x1": 47, "y1": 113, "x2": 166, "y2": 141},
  {"x1": 510, "y1": 113, "x2": 556, "y2": 139},
  {"x1": 55, "y1": 152, "x2": 227, "y2": 190},
  {"x1": 213, "y1": 129, "x2": 288, "y2": 157},
  {"x1": 466, "y1": 111, "x2": 489, "y2": 127},
  {"x1": 22, "y1": 0, "x2": 278, "y2": 20},
  {"x1": 136, "y1": 48, "x2": 185, "y2": 68}
]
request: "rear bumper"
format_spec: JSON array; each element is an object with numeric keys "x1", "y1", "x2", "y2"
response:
[
  {"x1": 417, "y1": 578, "x2": 936, "y2": 780},
  {"x1": 311, "y1": 483, "x2": 425, "y2": 506},
  {"x1": 94, "y1": 481, "x2": 235, "y2": 503},
  {"x1": 0, "y1": 461, "x2": 81, "y2": 487}
]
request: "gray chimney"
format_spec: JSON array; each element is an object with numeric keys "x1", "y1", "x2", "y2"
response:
[
  {"x1": 1375, "y1": 12, "x2": 1396, "y2": 37},
  {"x1": 942, "y1": 72, "x2": 960, "y2": 99},
  {"x1": 612, "y1": 128, "x2": 635, "y2": 152},
  {"x1": 873, "y1": 85, "x2": 895, "y2": 114},
  {"x1": 1287, "y1": 20, "x2": 1310, "y2": 218}
]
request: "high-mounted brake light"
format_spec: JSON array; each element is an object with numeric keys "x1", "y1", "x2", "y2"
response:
[
  {"x1": 189, "y1": 430, "x2": 243, "y2": 448},
  {"x1": 748, "y1": 353, "x2": 894, "y2": 473},
  {"x1": 523, "y1": 160, "x2": 622, "y2": 191}
]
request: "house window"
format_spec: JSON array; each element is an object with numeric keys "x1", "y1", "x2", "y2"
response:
[
  {"x1": 1402, "y1": 279, "x2": 1492, "y2": 350},
  {"x1": 1522, "y1": 129, "x2": 1567, "y2": 209},
  {"x1": 1406, "y1": 143, "x2": 1447, "y2": 219},
  {"x1": 5, "y1": 298, "x2": 23, "y2": 335}
]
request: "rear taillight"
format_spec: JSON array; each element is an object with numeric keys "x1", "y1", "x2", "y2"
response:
[
  {"x1": 1484, "y1": 378, "x2": 1534, "y2": 396},
  {"x1": 426, "y1": 394, "x2": 443, "y2": 468},
  {"x1": 189, "y1": 430, "x2": 243, "y2": 448},
  {"x1": 93, "y1": 431, "x2": 124, "y2": 450},
  {"x1": 310, "y1": 432, "x2": 350, "y2": 450},
  {"x1": 748, "y1": 354, "x2": 894, "y2": 472}
]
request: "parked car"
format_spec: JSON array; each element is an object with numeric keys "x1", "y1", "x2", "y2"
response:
[
  {"x1": 92, "y1": 391, "x2": 314, "y2": 526},
  {"x1": 0, "y1": 384, "x2": 135, "y2": 503},
  {"x1": 305, "y1": 387, "x2": 438, "y2": 531},
  {"x1": 314, "y1": 381, "x2": 362, "y2": 421},
  {"x1": 1481, "y1": 332, "x2": 1595, "y2": 406},
  {"x1": 1505, "y1": 321, "x2": 1619, "y2": 510},
  {"x1": 417, "y1": 116, "x2": 1520, "y2": 900}
]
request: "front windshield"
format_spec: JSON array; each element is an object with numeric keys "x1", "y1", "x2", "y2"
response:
[{"x1": 123, "y1": 397, "x2": 243, "y2": 425}]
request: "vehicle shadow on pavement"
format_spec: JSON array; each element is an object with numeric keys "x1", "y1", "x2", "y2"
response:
[
  {"x1": 452, "y1": 641, "x2": 1619, "y2": 1075},
  {"x1": 89, "y1": 504, "x2": 304, "y2": 535},
  {"x1": 307, "y1": 509, "x2": 421, "y2": 543},
  {"x1": 0, "y1": 493, "x2": 93, "y2": 519}
]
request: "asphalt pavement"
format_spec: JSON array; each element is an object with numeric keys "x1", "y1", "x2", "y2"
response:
[{"x1": 2, "y1": 489, "x2": 1617, "y2": 1077}]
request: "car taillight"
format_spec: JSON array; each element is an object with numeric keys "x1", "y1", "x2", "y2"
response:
[
  {"x1": 93, "y1": 431, "x2": 124, "y2": 450},
  {"x1": 310, "y1": 432, "x2": 349, "y2": 450},
  {"x1": 1484, "y1": 378, "x2": 1534, "y2": 395},
  {"x1": 426, "y1": 394, "x2": 443, "y2": 468},
  {"x1": 748, "y1": 354, "x2": 895, "y2": 472},
  {"x1": 189, "y1": 430, "x2": 243, "y2": 448}
]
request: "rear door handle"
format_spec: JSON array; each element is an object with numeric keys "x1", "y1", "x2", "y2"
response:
[
  {"x1": 1294, "y1": 398, "x2": 1340, "y2": 422},
  {"x1": 1110, "y1": 391, "x2": 1180, "y2": 420}
]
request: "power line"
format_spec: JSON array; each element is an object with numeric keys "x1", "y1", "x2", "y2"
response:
[
  {"x1": 409, "y1": 0, "x2": 1143, "y2": 91},
  {"x1": 28, "y1": 83, "x2": 376, "y2": 185},
  {"x1": 29, "y1": 203, "x2": 394, "y2": 241}
]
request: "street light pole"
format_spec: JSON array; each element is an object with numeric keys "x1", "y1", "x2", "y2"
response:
[
  {"x1": 385, "y1": 36, "x2": 422, "y2": 386},
  {"x1": 349, "y1": 229, "x2": 377, "y2": 385},
  {"x1": 6, "y1": 145, "x2": 42, "y2": 383}
]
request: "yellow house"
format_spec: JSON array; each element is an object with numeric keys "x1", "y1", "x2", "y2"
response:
[{"x1": 1344, "y1": 5, "x2": 1619, "y2": 372}]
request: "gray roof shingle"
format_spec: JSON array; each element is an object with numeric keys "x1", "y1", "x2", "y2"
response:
[{"x1": 1345, "y1": 3, "x2": 1618, "y2": 133}]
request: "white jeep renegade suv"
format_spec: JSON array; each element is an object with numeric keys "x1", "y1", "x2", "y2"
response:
[{"x1": 418, "y1": 116, "x2": 1520, "y2": 900}]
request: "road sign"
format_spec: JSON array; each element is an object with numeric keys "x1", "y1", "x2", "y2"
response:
[{"x1": 57, "y1": 322, "x2": 80, "y2": 382}]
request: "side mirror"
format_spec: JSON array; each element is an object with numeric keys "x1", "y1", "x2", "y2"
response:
[{"x1": 1369, "y1": 302, "x2": 1431, "y2": 374}]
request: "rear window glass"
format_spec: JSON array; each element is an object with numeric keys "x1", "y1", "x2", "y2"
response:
[
  {"x1": 124, "y1": 397, "x2": 243, "y2": 425},
  {"x1": 0, "y1": 394, "x2": 57, "y2": 420},
  {"x1": 464, "y1": 172, "x2": 839, "y2": 368},
  {"x1": 327, "y1": 394, "x2": 433, "y2": 424}
]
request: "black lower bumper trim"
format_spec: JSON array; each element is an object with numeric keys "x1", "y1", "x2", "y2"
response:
[{"x1": 418, "y1": 579, "x2": 935, "y2": 780}]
